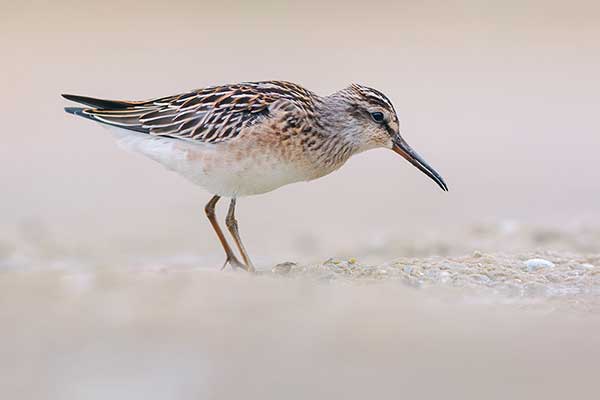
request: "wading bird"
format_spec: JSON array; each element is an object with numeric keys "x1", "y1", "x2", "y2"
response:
[{"x1": 63, "y1": 81, "x2": 447, "y2": 272}]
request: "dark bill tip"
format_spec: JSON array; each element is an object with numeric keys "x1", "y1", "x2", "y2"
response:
[{"x1": 392, "y1": 139, "x2": 448, "y2": 192}]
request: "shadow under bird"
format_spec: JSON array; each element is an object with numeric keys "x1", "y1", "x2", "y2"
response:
[{"x1": 62, "y1": 81, "x2": 447, "y2": 272}]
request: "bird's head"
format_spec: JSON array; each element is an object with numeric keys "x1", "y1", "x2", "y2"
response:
[{"x1": 335, "y1": 83, "x2": 448, "y2": 191}]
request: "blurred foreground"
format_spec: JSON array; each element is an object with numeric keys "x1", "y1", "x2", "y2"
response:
[{"x1": 1, "y1": 222, "x2": 599, "y2": 400}]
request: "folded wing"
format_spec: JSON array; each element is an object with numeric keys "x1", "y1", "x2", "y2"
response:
[{"x1": 63, "y1": 81, "x2": 315, "y2": 144}]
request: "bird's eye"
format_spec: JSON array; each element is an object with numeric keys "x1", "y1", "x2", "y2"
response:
[{"x1": 370, "y1": 112, "x2": 385, "y2": 123}]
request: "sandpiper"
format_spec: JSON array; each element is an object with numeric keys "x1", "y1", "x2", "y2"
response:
[{"x1": 62, "y1": 81, "x2": 447, "y2": 272}]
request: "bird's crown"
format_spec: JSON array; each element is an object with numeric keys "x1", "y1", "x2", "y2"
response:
[{"x1": 347, "y1": 83, "x2": 397, "y2": 114}]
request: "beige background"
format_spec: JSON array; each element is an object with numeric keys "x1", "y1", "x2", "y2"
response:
[{"x1": 2, "y1": 0, "x2": 600, "y2": 264}]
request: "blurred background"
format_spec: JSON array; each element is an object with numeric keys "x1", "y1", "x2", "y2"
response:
[
  {"x1": 1, "y1": 1, "x2": 600, "y2": 399},
  {"x1": 2, "y1": 0, "x2": 600, "y2": 264}
]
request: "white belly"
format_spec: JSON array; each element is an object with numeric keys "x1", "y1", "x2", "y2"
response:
[{"x1": 109, "y1": 128, "x2": 317, "y2": 197}]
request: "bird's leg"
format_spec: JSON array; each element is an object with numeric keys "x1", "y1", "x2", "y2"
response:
[
  {"x1": 225, "y1": 198, "x2": 256, "y2": 273},
  {"x1": 204, "y1": 195, "x2": 248, "y2": 271}
]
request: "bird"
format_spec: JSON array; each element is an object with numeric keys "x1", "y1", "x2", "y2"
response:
[{"x1": 62, "y1": 80, "x2": 447, "y2": 272}]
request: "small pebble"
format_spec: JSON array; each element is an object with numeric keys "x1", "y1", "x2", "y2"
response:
[
  {"x1": 272, "y1": 262, "x2": 296, "y2": 274},
  {"x1": 439, "y1": 271, "x2": 451, "y2": 283},
  {"x1": 523, "y1": 258, "x2": 555, "y2": 272},
  {"x1": 469, "y1": 273, "x2": 491, "y2": 284},
  {"x1": 426, "y1": 268, "x2": 441, "y2": 280}
]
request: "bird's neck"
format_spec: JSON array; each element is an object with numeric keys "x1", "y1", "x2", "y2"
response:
[{"x1": 306, "y1": 93, "x2": 364, "y2": 170}]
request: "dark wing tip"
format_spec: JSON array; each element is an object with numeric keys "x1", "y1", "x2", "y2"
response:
[
  {"x1": 64, "y1": 106, "x2": 85, "y2": 115},
  {"x1": 64, "y1": 107, "x2": 99, "y2": 124},
  {"x1": 61, "y1": 93, "x2": 131, "y2": 109},
  {"x1": 62, "y1": 93, "x2": 77, "y2": 101},
  {"x1": 62, "y1": 105, "x2": 150, "y2": 133}
]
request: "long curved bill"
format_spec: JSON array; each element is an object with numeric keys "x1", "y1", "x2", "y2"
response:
[{"x1": 392, "y1": 137, "x2": 448, "y2": 191}]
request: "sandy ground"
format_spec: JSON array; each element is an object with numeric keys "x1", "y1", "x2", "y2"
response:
[{"x1": 1, "y1": 223, "x2": 599, "y2": 400}]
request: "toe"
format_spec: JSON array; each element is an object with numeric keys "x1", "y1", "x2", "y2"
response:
[{"x1": 221, "y1": 257, "x2": 252, "y2": 272}]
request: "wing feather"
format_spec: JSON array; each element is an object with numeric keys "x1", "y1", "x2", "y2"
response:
[{"x1": 63, "y1": 81, "x2": 317, "y2": 144}]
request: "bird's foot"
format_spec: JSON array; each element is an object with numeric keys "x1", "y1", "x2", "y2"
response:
[
  {"x1": 242, "y1": 259, "x2": 256, "y2": 273},
  {"x1": 221, "y1": 256, "x2": 253, "y2": 272}
]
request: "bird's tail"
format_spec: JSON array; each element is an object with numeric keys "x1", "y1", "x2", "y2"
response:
[
  {"x1": 61, "y1": 94, "x2": 151, "y2": 133},
  {"x1": 61, "y1": 94, "x2": 134, "y2": 109}
]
